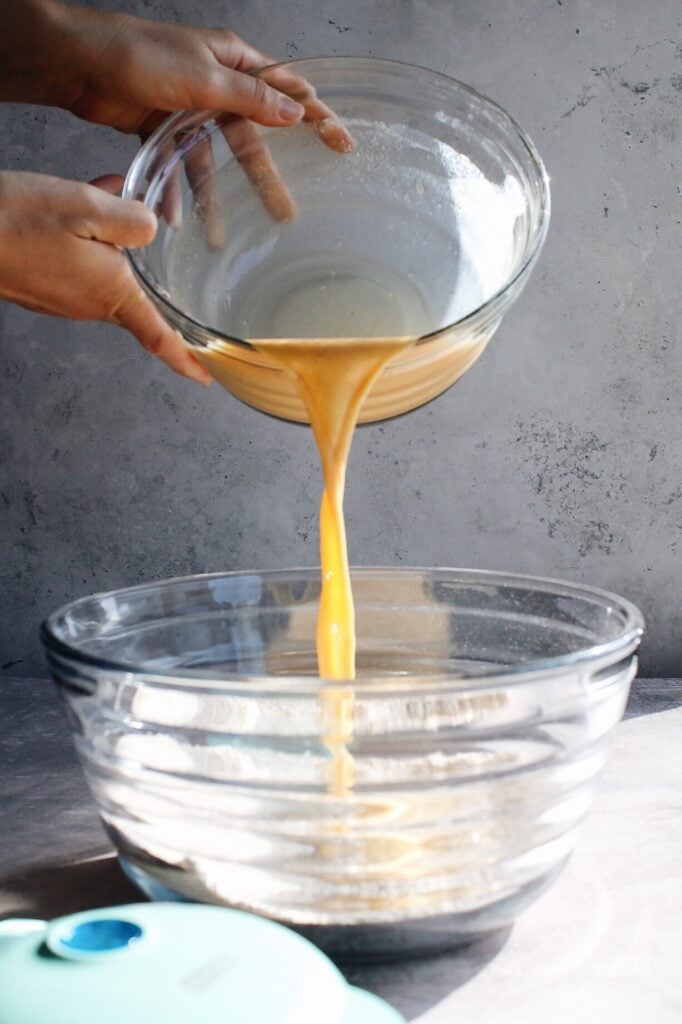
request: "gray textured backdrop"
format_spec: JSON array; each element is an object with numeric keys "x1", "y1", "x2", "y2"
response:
[{"x1": 1, "y1": 0, "x2": 680, "y2": 678}]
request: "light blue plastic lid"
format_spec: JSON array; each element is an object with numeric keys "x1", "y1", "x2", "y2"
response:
[{"x1": 0, "y1": 904, "x2": 405, "y2": 1024}]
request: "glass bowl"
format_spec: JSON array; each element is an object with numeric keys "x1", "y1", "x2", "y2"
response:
[
  {"x1": 42, "y1": 568, "x2": 642, "y2": 960},
  {"x1": 122, "y1": 58, "x2": 550, "y2": 423}
]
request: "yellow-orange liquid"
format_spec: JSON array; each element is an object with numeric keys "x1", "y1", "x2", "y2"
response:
[
  {"x1": 252, "y1": 337, "x2": 415, "y2": 795},
  {"x1": 196, "y1": 335, "x2": 415, "y2": 795},
  {"x1": 192, "y1": 331, "x2": 488, "y2": 425},
  {"x1": 194, "y1": 330, "x2": 492, "y2": 794}
]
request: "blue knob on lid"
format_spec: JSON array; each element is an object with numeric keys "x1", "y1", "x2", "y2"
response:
[{"x1": 49, "y1": 918, "x2": 143, "y2": 958}]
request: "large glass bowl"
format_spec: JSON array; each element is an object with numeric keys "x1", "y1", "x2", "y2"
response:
[
  {"x1": 42, "y1": 568, "x2": 642, "y2": 960},
  {"x1": 122, "y1": 58, "x2": 550, "y2": 423}
]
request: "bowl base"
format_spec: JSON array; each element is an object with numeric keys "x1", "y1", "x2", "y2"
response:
[{"x1": 118, "y1": 854, "x2": 567, "y2": 963}]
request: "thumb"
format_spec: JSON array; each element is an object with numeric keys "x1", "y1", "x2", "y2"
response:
[
  {"x1": 77, "y1": 184, "x2": 158, "y2": 249},
  {"x1": 89, "y1": 174, "x2": 126, "y2": 196},
  {"x1": 113, "y1": 283, "x2": 213, "y2": 387}
]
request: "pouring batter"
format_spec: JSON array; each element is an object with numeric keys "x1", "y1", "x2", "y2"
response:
[
  {"x1": 195, "y1": 327, "x2": 488, "y2": 793},
  {"x1": 254, "y1": 336, "x2": 415, "y2": 793}
]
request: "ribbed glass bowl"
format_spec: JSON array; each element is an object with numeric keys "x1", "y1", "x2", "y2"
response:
[
  {"x1": 123, "y1": 58, "x2": 550, "y2": 423},
  {"x1": 42, "y1": 568, "x2": 642, "y2": 960}
]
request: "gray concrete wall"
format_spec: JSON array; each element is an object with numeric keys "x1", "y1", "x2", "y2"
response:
[{"x1": 1, "y1": 0, "x2": 680, "y2": 678}]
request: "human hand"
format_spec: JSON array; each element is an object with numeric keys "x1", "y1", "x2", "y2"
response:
[
  {"x1": 0, "y1": 0, "x2": 305, "y2": 136},
  {"x1": 1, "y1": 1, "x2": 353, "y2": 232},
  {"x1": 55, "y1": 2, "x2": 353, "y2": 235},
  {"x1": 0, "y1": 170, "x2": 212, "y2": 385}
]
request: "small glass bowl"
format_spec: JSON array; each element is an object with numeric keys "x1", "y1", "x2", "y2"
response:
[
  {"x1": 42, "y1": 568, "x2": 642, "y2": 960},
  {"x1": 123, "y1": 58, "x2": 550, "y2": 423}
]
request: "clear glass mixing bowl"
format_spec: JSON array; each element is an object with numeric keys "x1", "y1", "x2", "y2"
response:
[
  {"x1": 42, "y1": 568, "x2": 642, "y2": 959},
  {"x1": 123, "y1": 58, "x2": 550, "y2": 423}
]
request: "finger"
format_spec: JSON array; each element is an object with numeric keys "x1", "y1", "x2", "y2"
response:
[
  {"x1": 207, "y1": 32, "x2": 275, "y2": 74},
  {"x1": 210, "y1": 37, "x2": 338, "y2": 148},
  {"x1": 160, "y1": 161, "x2": 183, "y2": 231},
  {"x1": 182, "y1": 134, "x2": 225, "y2": 251},
  {"x1": 90, "y1": 169, "x2": 181, "y2": 236},
  {"x1": 221, "y1": 118, "x2": 296, "y2": 223},
  {"x1": 113, "y1": 285, "x2": 213, "y2": 386},
  {"x1": 189, "y1": 65, "x2": 304, "y2": 127},
  {"x1": 89, "y1": 174, "x2": 126, "y2": 196},
  {"x1": 146, "y1": 137, "x2": 183, "y2": 230},
  {"x1": 312, "y1": 115, "x2": 355, "y2": 154},
  {"x1": 75, "y1": 186, "x2": 158, "y2": 248},
  {"x1": 259, "y1": 67, "x2": 354, "y2": 154}
]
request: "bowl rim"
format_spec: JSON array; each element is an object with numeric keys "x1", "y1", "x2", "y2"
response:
[
  {"x1": 41, "y1": 566, "x2": 644, "y2": 692},
  {"x1": 122, "y1": 55, "x2": 551, "y2": 352}
]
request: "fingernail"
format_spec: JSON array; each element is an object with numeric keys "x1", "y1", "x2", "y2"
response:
[
  {"x1": 318, "y1": 118, "x2": 355, "y2": 154},
  {"x1": 167, "y1": 203, "x2": 182, "y2": 231},
  {"x1": 190, "y1": 369, "x2": 213, "y2": 386},
  {"x1": 277, "y1": 96, "x2": 305, "y2": 121},
  {"x1": 185, "y1": 355, "x2": 213, "y2": 387}
]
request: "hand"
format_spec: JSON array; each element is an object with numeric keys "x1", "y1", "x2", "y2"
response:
[
  {"x1": 1, "y1": 0, "x2": 353, "y2": 236},
  {"x1": 0, "y1": 0, "x2": 305, "y2": 136},
  {"x1": 0, "y1": 170, "x2": 213, "y2": 385}
]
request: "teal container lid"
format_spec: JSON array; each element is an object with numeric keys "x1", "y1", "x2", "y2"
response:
[{"x1": 0, "y1": 904, "x2": 404, "y2": 1024}]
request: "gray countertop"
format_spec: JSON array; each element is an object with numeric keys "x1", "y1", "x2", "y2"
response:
[{"x1": 1, "y1": 677, "x2": 681, "y2": 1022}]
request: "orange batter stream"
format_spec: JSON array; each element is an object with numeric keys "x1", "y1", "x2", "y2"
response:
[
  {"x1": 251, "y1": 337, "x2": 415, "y2": 793},
  {"x1": 194, "y1": 336, "x2": 414, "y2": 794}
]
